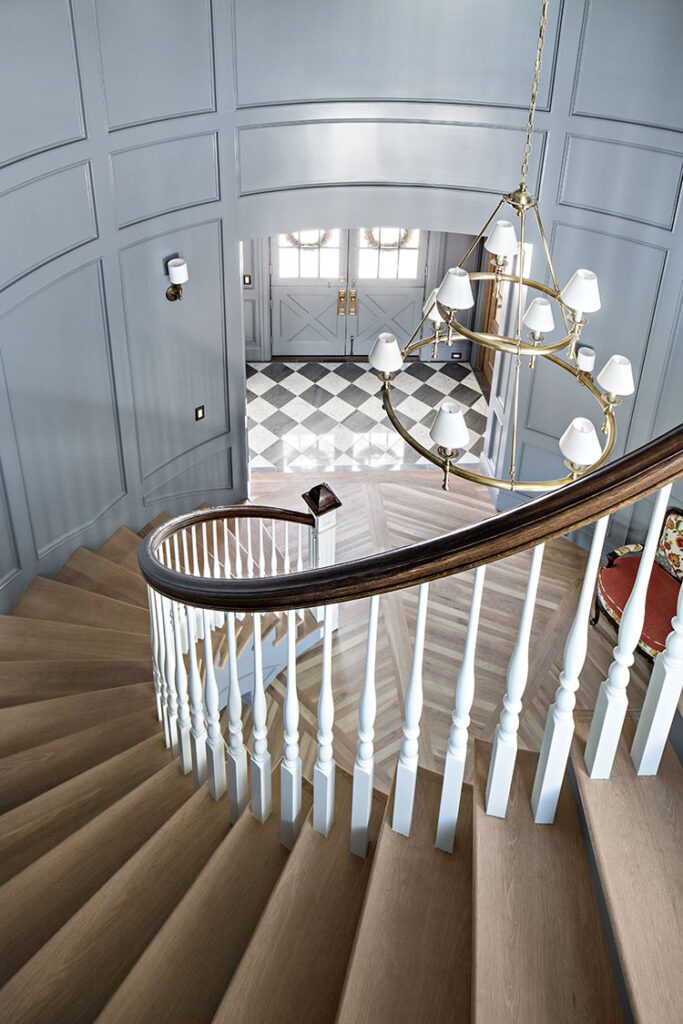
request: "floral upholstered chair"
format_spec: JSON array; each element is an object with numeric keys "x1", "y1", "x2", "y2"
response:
[{"x1": 590, "y1": 507, "x2": 683, "y2": 661}]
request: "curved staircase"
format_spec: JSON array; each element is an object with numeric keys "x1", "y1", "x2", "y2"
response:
[{"x1": 0, "y1": 430, "x2": 682, "y2": 1022}]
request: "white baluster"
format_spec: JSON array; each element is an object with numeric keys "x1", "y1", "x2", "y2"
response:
[
  {"x1": 313, "y1": 603, "x2": 336, "y2": 836},
  {"x1": 270, "y1": 519, "x2": 278, "y2": 576},
  {"x1": 172, "y1": 533, "x2": 189, "y2": 654},
  {"x1": 202, "y1": 521, "x2": 218, "y2": 630},
  {"x1": 281, "y1": 609, "x2": 303, "y2": 848},
  {"x1": 162, "y1": 541, "x2": 180, "y2": 757},
  {"x1": 350, "y1": 595, "x2": 380, "y2": 858},
  {"x1": 585, "y1": 484, "x2": 673, "y2": 778},
  {"x1": 258, "y1": 518, "x2": 266, "y2": 576},
  {"x1": 212, "y1": 520, "x2": 224, "y2": 628},
  {"x1": 436, "y1": 566, "x2": 486, "y2": 852},
  {"x1": 203, "y1": 609, "x2": 227, "y2": 799},
  {"x1": 310, "y1": 509, "x2": 338, "y2": 627},
  {"x1": 532, "y1": 517, "x2": 609, "y2": 823},
  {"x1": 250, "y1": 611, "x2": 272, "y2": 821},
  {"x1": 181, "y1": 528, "x2": 190, "y2": 575},
  {"x1": 392, "y1": 582, "x2": 430, "y2": 837},
  {"x1": 226, "y1": 610, "x2": 248, "y2": 821},
  {"x1": 234, "y1": 518, "x2": 243, "y2": 577},
  {"x1": 284, "y1": 522, "x2": 291, "y2": 574},
  {"x1": 297, "y1": 523, "x2": 303, "y2": 572},
  {"x1": 223, "y1": 518, "x2": 232, "y2": 578},
  {"x1": 147, "y1": 585, "x2": 163, "y2": 724},
  {"x1": 191, "y1": 525, "x2": 204, "y2": 639},
  {"x1": 172, "y1": 600, "x2": 193, "y2": 774},
  {"x1": 185, "y1": 603, "x2": 207, "y2": 786},
  {"x1": 152, "y1": 586, "x2": 170, "y2": 746},
  {"x1": 246, "y1": 518, "x2": 255, "y2": 578},
  {"x1": 631, "y1": 582, "x2": 683, "y2": 775},
  {"x1": 486, "y1": 543, "x2": 545, "y2": 818}
]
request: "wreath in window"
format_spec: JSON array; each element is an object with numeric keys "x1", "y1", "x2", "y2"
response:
[
  {"x1": 363, "y1": 228, "x2": 415, "y2": 249},
  {"x1": 285, "y1": 231, "x2": 333, "y2": 249}
]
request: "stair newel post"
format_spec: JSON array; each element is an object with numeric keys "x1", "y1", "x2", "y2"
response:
[
  {"x1": 185, "y1": 601, "x2": 207, "y2": 787},
  {"x1": 226, "y1": 610, "x2": 248, "y2": 821},
  {"x1": 190, "y1": 525, "x2": 204, "y2": 640},
  {"x1": 250, "y1": 611, "x2": 273, "y2": 822},
  {"x1": 202, "y1": 609, "x2": 227, "y2": 800},
  {"x1": 631, "y1": 582, "x2": 683, "y2": 775},
  {"x1": 147, "y1": 585, "x2": 163, "y2": 725},
  {"x1": 486, "y1": 543, "x2": 545, "y2": 818},
  {"x1": 585, "y1": 484, "x2": 673, "y2": 778},
  {"x1": 532, "y1": 516, "x2": 610, "y2": 823},
  {"x1": 161, "y1": 541, "x2": 180, "y2": 757},
  {"x1": 171, "y1": 600, "x2": 193, "y2": 774},
  {"x1": 350, "y1": 594, "x2": 380, "y2": 858},
  {"x1": 281, "y1": 608, "x2": 303, "y2": 848},
  {"x1": 302, "y1": 483, "x2": 342, "y2": 627},
  {"x1": 436, "y1": 565, "x2": 486, "y2": 852},
  {"x1": 313, "y1": 603, "x2": 336, "y2": 836},
  {"x1": 392, "y1": 582, "x2": 429, "y2": 837}
]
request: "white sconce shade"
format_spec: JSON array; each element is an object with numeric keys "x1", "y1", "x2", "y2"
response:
[
  {"x1": 559, "y1": 417, "x2": 603, "y2": 467},
  {"x1": 368, "y1": 332, "x2": 403, "y2": 374},
  {"x1": 560, "y1": 268, "x2": 601, "y2": 315},
  {"x1": 597, "y1": 354, "x2": 635, "y2": 396},
  {"x1": 484, "y1": 220, "x2": 518, "y2": 258},
  {"x1": 436, "y1": 267, "x2": 475, "y2": 310},
  {"x1": 430, "y1": 401, "x2": 470, "y2": 450},
  {"x1": 423, "y1": 288, "x2": 446, "y2": 324},
  {"x1": 168, "y1": 258, "x2": 189, "y2": 285},
  {"x1": 576, "y1": 346, "x2": 596, "y2": 373},
  {"x1": 523, "y1": 297, "x2": 555, "y2": 334}
]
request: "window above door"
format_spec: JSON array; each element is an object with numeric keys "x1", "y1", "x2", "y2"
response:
[
  {"x1": 277, "y1": 229, "x2": 341, "y2": 279},
  {"x1": 358, "y1": 227, "x2": 421, "y2": 280}
]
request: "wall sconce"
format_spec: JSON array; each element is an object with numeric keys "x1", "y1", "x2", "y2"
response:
[{"x1": 166, "y1": 257, "x2": 188, "y2": 302}]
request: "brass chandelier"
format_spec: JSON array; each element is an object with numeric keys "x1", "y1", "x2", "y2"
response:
[{"x1": 368, "y1": 0, "x2": 635, "y2": 493}]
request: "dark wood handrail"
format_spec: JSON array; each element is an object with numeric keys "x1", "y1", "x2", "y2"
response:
[{"x1": 139, "y1": 424, "x2": 683, "y2": 612}]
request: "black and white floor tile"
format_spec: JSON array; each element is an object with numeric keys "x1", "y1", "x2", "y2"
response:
[{"x1": 246, "y1": 361, "x2": 489, "y2": 473}]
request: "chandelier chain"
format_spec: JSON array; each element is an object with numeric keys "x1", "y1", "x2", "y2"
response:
[{"x1": 520, "y1": 0, "x2": 550, "y2": 189}]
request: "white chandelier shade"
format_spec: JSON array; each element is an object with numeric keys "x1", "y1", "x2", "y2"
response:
[
  {"x1": 484, "y1": 219, "x2": 519, "y2": 259},
  {"x1": 560, "y1": 268, "x2": 601, "y2": 316},
  {"x1": 597, "y1": 354, "x2": 635, "y2": 397},
  {"x1": 430, "y1": 402, "x2": 470, "y2": 451},
  {"x1": 436, "y1": 267, "x2": 475, "y2": 310},
  {"x1": 423, "y1": 288, "x2": 447, "y2": 324},
  {"x1": 368, "y1": 332, "x2": 403, "y2": 375},
  {"x1": 559, "y1": 417, "x2": 603, "y2": 467},
  {"x1": 523, "y1": 297, "x2": 555, "y2": 335}
]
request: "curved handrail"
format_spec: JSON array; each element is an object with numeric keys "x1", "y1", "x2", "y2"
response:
[{"x1": 139, "y1": 423, "x2": 683, "y2": 612}]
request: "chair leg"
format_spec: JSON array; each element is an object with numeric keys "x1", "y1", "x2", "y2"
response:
[{"x1": 589, "y1": 593, "x2": 601, "y2": 627}]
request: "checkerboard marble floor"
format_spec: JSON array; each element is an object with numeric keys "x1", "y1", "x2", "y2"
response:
[{"x1": 246, "y1": 360, "x2": 489, "y2": 473}]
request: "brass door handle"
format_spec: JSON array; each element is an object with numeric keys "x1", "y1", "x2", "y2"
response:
[
  {"x1": 348, "y1": 288, "x2": 357, "y2": 316},
  {"x1": 337, "y1": 289, "x2": 347, "y2": 316}
]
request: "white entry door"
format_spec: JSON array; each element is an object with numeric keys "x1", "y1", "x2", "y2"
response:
[{"x1": 270, "y1": 227, "x2": 427, "y2": 357}]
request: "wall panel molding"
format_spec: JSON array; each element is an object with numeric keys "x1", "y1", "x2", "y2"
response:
[
  {"x1": 110, "y1": 131, "x2": 220, "y2": 228},
  {"x1": 143, "y1": 445, "x2": 233, "y2": 505},
  {"x1": 0, "y1": 0, "x2": 86, "y2": 169},
  {"x1": 0, "y1": 161, "x2": 97, "y2": 292},
  {"x1": 237, "y1": 118, "x2": 546, "y2": 197},
  {"x1": 557, "y1": 134, "x2": 683, "y2": 230}
]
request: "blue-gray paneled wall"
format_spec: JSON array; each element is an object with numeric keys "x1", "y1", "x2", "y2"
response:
[{"x1": 0, "y1": 0, "x2": 682, "y2": 610}]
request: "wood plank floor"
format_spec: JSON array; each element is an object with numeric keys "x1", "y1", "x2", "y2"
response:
[{"x1": 251, "y1": 469, "x2": 652, "y2": 794}]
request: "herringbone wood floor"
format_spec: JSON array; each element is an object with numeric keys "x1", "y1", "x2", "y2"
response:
[{"x1": 249, "y1": 469, "x2": 651, "y2": 794}]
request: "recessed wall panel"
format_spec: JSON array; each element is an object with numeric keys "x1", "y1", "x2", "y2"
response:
[
  {"x1": 238, "y1": 120, "x2": 544, "y2": 197},
  {"x1": 111, "y1": 133, "x2": 220, "y2": 227},
  {"x1": 143, "y1": 447, "x2": 232, "y2": 504},
  {"x1": 120, "y1": 220, "x2": 229, "y2": 479},
  {"x1": 0, "y1": 467, "x2": 19, "y2": 586},
  {"x1": 0, "y1": 263, "x2": 125, "y2": 556},
  {"x1": 233, "y1": 0, "x2": 561, "y2": 109},
  {"x1": 573, "y1": 0, "x2": 683, "y2": 131},
  {"x1": 0, "y1": 0, "x2": 85, "y2": 167},
  {"x1": 559, "y1": 135, "x2": 683, "y2": 229},
  {"x1": 95, "y1": 0, "x2": 215, "y2": 129},
  {"x1": 526, "y1": 224, "x2": 666, "y2": 441},
  {"x1": 0, "y1": 163, "x2": 97, "y2": 291}
]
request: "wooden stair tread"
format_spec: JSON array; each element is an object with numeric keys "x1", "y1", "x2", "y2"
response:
[
  {"x1": 56, "y1": 547, "x2": 147, "y2": 608},
  {"x1": 99, "y1": 770, "x2": 313, "y2": 1024},
  {"x1": 0, "y1": 760, "x2": 194, "y2": 987},
  {"x1": 0, "y1": 615, "x2": 150, "y2": 662},
  {"x1": 473, "y1": 741, "x2": 623, "y2": 1024},
  {"x1": 0, "y1": 784, "x2": 231, "y2": 1023},
  {"x1": 337, "y1": 768, "x2": 472, "y2": 1023},
  {"x1": 0, "y1": 709, "x2": 159, "y2": 813},
  {"x1": 97, "y1": 526, "x2": 143, "y2": 574},
  {"x1": 214, "y1": 767, "x2": 386, "y2": 1024},
  {"x1": 137, "y1": 512, "x2": 170, "y2": 539},
  {"x1": 572, "y1": 714, "x2": 683, "y2": 1024},
  {"x1": 0, "y1": 681, "x2": 153, "y2": 758},
  {"x1": 0, "y1": 659, "x2": 152, "y2": 707},
  {"x1": 0, "y1": 735, "x2": 168, "y2": 885},
  {"x1": 11, "y1": 577, "x2": 149, "y2": 635}
]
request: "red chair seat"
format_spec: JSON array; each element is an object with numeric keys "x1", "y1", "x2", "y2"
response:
[{"x1": 597, "y1": 555, "x2": 679, "y2": 657}]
